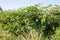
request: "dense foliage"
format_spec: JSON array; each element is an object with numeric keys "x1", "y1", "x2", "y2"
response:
[{"x1": 0, "y1": 5, "x2": 60, "y2": 40}]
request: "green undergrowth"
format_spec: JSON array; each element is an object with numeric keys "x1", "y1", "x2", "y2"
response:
[{"x1": 0, "y1": 4, "x2": 60, "y2": 40}]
